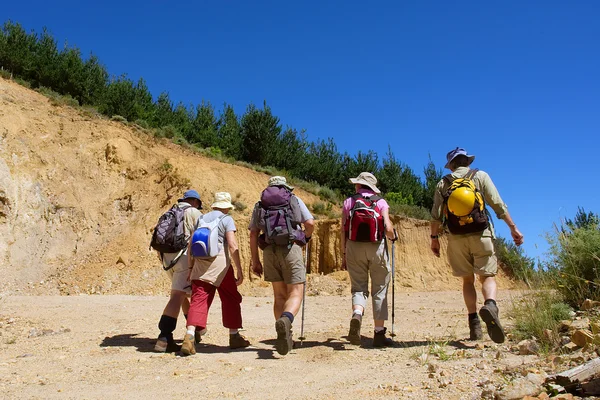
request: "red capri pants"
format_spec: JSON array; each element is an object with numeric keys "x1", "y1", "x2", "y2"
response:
[{"x1": 187, "y1": 266, "x2": 243, "y2": 330}]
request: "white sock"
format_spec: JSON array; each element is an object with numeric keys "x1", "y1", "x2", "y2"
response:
[
  {"x1": 374, "y1": 327, "x2": 385, "y2": 333},
  {"x1": 229, "y1": 329, "x2": 239, "y2": 335},
  {"x1": 352, "y1": 309, "x2": 363, "y2": 316},
  {"x1": 186, "y1": 326, "x2": 196, "y2": 336}
]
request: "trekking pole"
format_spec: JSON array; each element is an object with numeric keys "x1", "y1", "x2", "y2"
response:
[
  {"x1": 298, "y1": 242, "x2": 309, "y2": 345},
  {"x1": 390, "y1": 229, "x2": 398, "y2": 338}
]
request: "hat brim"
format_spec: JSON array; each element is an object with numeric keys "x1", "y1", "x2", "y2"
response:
[
  {"x1": 349, "y1": 177, "x2": 381, "y2": 194},
  {"x1": 269, "y1": 183, "x2": 294, "y2": 191},
  {"x1": 445, "y1": 155, "x2": 475, "y2": 169},
  {"x1": 211, "y1": 201, "x2": 234, "y2": 210}
]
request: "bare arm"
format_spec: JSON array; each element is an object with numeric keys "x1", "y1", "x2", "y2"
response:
[
  {"x1": 303, "y1": 218, "x2": 315, "y2": 238},
  {"x1": 340, "y1": 218, "x2": 347, "y2": 270},
  {"x1": 382, "y1": 208, "x2": 395, "y2": 240},
  {"x1": 430, "y1": 220, "x2": 441, "y2": 257},
  {"x1": 226, "y1": 230, "x2": 243, "y2": 285},
  {"x1": 249, "y1": 229, "x2": 263, "y2": 276},
  {"x1": 501, "y1": 211, "x2": 524, "y2": 246},
  {"x1": 187, "y1": 238, "x2": 195, "y2": 280}
]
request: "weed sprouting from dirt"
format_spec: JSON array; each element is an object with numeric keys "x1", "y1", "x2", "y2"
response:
[{"x1": 508, "y1": 290, "x2": 572, "y2": 351}]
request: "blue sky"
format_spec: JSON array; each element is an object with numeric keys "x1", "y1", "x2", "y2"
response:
[{"x1": 4, "y1": 1, "x2": 599, "y2": 262}]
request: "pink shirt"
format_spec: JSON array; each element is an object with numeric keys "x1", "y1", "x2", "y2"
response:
[{"x1": 342, "y1": 189, "x2": 389, "y2": 227}]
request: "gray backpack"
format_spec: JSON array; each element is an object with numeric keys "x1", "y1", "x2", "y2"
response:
[{"x1": 149, "y1": 204, "x2": 190, "y2": 254}]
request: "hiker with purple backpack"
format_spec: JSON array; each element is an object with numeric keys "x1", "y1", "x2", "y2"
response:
[
  {"x1": 249, "y1": 176, "x2": 315, "y2": 355},
  {"x1": 342, "y1": 172, "x2": 397, "y2": 348}
]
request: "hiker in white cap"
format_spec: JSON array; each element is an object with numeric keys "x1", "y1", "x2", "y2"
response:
[
  {"x1": 249, "y1": 176, "x2": 314, "y2": 355},
  {"x1": 342, "y1": 172, "x2": 397, "y2": 347},
  {"x1": 430, "y1": 147, "x2": 523, "y2": 344},
  {"x1": 181, "y1": 192, "x2": 250, "y2": 355}
]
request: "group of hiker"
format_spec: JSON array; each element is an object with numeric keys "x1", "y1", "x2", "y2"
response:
[{"x1": 150, "y1": 147, "x2": 524, "y2": 356}]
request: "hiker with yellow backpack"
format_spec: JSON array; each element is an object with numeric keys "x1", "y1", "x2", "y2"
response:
[{"x1": 430, "y1": 148, "x2": 523, "y2": 343}]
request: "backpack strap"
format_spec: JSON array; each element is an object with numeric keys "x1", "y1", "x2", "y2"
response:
[
  {"x1": 163, "y1": 248, "x2": 185, "y2": 271},
  {"x1": 351, "y1": 193, "x2": 381, "y2": 204},
  {"x1": 442, "y1": 174, "x2": 455, "y2": 186},
  {"x1": 465, "y1": 168, "x2": 479, "y2": 180}
]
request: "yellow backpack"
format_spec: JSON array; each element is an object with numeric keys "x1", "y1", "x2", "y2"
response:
[{"x1": 442, "y1": 169, "x2": 489, "y2": 234}]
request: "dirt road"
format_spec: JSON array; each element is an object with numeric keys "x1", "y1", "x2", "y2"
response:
[{"x1": 1, "y1": 291, "x2": 549, "y2": 399}]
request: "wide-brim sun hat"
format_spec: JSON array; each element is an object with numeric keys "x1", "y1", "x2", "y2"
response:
[
  {"x1": 349, "y1": 172, "x2": 380, "y2": 194},
  {"x1": 211, "y1": 192, "x2": 235, "y2": 210},
  {"x1": 445, "y1": 147, "x2": 475, "y2": 169},
  {"x1": 178, "y1": 189, "x2": 201, "y2": 202},
  {"x1": 268, "y1": 176, "x2": 294, "y2": 191}
]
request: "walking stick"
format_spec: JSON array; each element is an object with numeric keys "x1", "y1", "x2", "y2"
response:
[
  {"x1": 390, "y1": 229, "x2": 398, "y2": 338},
  {"x1": 298, "y1": 242, "x2": 309, "y2": 345}
]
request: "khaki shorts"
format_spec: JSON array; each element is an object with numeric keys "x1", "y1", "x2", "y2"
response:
[
  {"x1": 163, "y1": 252, "x2": 192, "y2": 294},
  {"x1": 447, "y1": 233, "x2": 498, "y2": 277},
  {"x1": 263, "y1": 244, "x2": 306, "y2": 284}
]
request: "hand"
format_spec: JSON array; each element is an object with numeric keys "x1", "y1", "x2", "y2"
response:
[
  {"x1": 511, "y1": 226, "x2": 524, "y2": 246},
  {"x1": 431, "y1": 238, "x2": 440, "y2": 258},
  {"x1": 251, "y1": 259, "x2": 263, "y2": 277},
  {"x1": 235, "y1": 268, "x2": 244, "y2": 286}
]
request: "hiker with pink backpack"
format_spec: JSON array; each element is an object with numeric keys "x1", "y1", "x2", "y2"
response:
[
  {"x1": 342, "y1": 172, "x2": 397, "y2": 348},
  {"x1": 249, "y1": 176, "x2": 315, "y2": 355}
]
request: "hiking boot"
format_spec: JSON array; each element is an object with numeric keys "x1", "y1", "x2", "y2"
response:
[
  {"x1": 154, "y1": 337, "x2": 181, "y2": 353},
  {"x1": 275, "y1": 316, "x2": 293, "y2": 355},
  {"x1": 195, "y1": 328, "x2": 207, "y2": 344},
  {"x1": 469, "y1": 317, "x2": 483, "y2": 341},
  {"x1": 373, "y1": 327, "x2": 395, "y2": 348},
  {"x1": 229, "y1": 333, "x2": 250, "y2": 349},
  {"x1": 348, "y1": 314, "x2": 362, "y2": 345},
  {"x1": 479, "y1": 302, "x2": 505, "y2": 344},
  {"x1": 181, "y1": 334, "x2": 196, "y2": 355}
]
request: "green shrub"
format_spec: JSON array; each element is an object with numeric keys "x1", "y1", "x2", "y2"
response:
[
  {"x1": 508, "y1": 291, "x2": 572, "y2": 351},
  {"x1": 154, "y1": 125, "x2": 179, "y2": 139},
  {"x1": 14, "y1": 77, "x2": 31, "y2": 88},
  {"x1": 110, "y1": 115, "x2": 127, "y2": 123},
  {"x1": 134, "y1": 119, "x2": 150, "y2": 129},
  {"x1": 233, "y1": 200, "x2": 247, "y2": 211},
  {"x1": 494, "y1": 237, "x2": 537, "y2": 286},
  {"x1": 172, "y1": 135, "x2": 189, "y2": 146},
  {"x1": 318, "y1": 187, "x2": 336, "y2": 202},
  {"x1": 546, "y1": 226, "x2": 600, "y2": 307},
  {"x1": 388, "y1": 203, "x2": 431, "y2": 220},
  {"x1": 0, "y1": 69, "x2": 10, "y2": 79},
  {"x1": 386, "y1": 192, "x2": 414, "y2": 205}
]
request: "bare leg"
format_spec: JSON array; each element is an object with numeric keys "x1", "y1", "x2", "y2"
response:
[
  {"x1": 272, "y1": 282, "x2": 288, "y2": 319},
  {"x1": 162, "y1": 290, "x2": 188, "y2": 318},
  {"x1": 480, "y1": 276, "x2": 497, "y2": 301},
  {"x1": 283, "y1": 283, "x2": 304, "y2": 317},
  {"x1": 462, "y1": 275, "x2": 477, "y2": 314}
]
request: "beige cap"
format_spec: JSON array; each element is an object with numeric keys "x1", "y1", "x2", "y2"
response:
[
  {"x1": 349, "y1": 172, "x2": 380, "y2": 193},
  {"x1": 211, "y1": 192, "x2": 234, "y2": 210},
  {"x1": 268, "y1": 176, "x2": 294, "y2": 190}
]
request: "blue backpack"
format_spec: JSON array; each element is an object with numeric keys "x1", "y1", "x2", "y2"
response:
[{"x1": 191, "y1": 214, "x2": 227, "y2": 258}]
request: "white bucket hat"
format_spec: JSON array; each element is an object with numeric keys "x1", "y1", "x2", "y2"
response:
[
  {"x1": 349, "y1": 172, "x2": 380, "y2": 194},
  {"x1": 211, "y1": 192, "x2": 234, "y2": 210},
  {"x1": 268, "y1": 176, "x2": 294, "y2": 191}
]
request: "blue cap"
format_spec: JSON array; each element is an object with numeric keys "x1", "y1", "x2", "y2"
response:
[
  {"x1": 178, "y1": 189, "x2": 201, "y2": 202},
  {"x1": 445, "y1": 147, "x2": 475, "y2": 169}
]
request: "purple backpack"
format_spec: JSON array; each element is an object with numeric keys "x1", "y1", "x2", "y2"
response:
[{"x1": 258, "y1": 186, "x2": 305, "y2": 248}]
